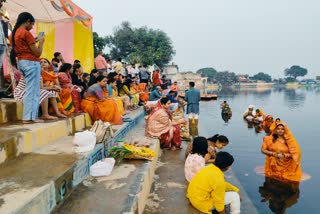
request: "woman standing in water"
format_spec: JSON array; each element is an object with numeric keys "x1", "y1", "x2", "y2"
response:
[{"x1": 261, "y1": 122, "x2": 302, "y2": 182}]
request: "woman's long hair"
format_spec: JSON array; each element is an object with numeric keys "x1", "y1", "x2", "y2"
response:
[{"x1": 10, "y1": 12, "x2": 35, "y2": 66}]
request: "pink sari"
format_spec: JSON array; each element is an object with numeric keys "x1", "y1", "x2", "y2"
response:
[{"x1": 145, "y1": 101, "x2": 181, "y2": 149}]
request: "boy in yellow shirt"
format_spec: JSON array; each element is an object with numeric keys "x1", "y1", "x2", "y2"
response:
[{"x1": 187, "y1": 152, "x2": 241, "y2": 214}]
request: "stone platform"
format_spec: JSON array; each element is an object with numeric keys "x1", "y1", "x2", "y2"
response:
[
  {"x1": 144, "y1": 140, "x2": 259, "y2": 214},
  {"x1": 53, "y1": 120, "x2": 160, "y2": 214},
  {"x1": 0, "y1": 103, "x2": 146, "y2": 214}
]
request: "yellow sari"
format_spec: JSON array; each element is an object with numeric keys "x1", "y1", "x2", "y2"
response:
[
  {"x1": 120, "y1": 85, "x2": 139, "y2": 105},
  {"x1": 111, "y1": 89, "x2": 125, "y2": 115}
]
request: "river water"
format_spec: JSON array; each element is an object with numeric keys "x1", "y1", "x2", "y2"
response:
[{"x1": 197, "y1": 87, "x2": 320, "y2": 213}]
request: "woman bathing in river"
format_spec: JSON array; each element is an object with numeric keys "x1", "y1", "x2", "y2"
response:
[{"x1": 261, "y1": 122, "x2": 302, "y2": 182}]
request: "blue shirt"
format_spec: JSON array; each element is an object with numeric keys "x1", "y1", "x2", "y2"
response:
[
  {"x1": 166, "y1": 93, "x2": 179, "y2": 103},
  {"x1": 185, "y1": 88, "x2": 200, "y2": 104},
  {"x1": 149, "y1": 89, "x2": 162, "y2": 101}
]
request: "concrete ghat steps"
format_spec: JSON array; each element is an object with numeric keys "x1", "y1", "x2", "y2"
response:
[
  {"x1": 53, "y1": 119, "x2": 160, "y2": 214},
  {"x1": 0, "y1": 113, "x2": 91, "y2": 164},
  {"x1": 0, "y1": 99, "x2": 23, "y2": 124},
  {"x1": 0, "y1": 108, "x2": 145, "y2": 214}
]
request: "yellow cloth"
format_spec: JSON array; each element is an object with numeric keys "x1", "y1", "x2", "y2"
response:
[
  {"x1": 120, "y1": 85, "x2": 139, "y2": 105},
  {"x1": 187, "y1": 164, "x2": 239, "y2": 213},
  {"x1": 112, "y1": 90, "x2": 125, "y2": 115}
]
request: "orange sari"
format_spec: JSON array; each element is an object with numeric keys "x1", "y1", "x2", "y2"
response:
[
  {"x1": 137, "y1": 83, "x2": 149, "y2": 103},
  {"x1": 81, "y1": 84, "x2": 122, "y2": 125},
  {"x1": 41, "y1": 70, "x2": 57, "y2": 87},
  {"x1": 262, "y1": 115, "x2": 274, "y2": 134},
  {"x1": 58, "y1": 72, "x2": 82, "y2": 113},
  {"x1": 262, "y1": 123, "x2": 302, "y2": 182}
]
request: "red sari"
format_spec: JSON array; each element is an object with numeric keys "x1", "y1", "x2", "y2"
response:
[
  {"x1": 58, "y1": 72, "x2": 82, "y2": 113},
  {"x1": 145, "y1": 101, "x2": 181, "y2": 149}
]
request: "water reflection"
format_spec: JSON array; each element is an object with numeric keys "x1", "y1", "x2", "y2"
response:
[
  {"x1": 254, "y1": 123, "x2": 263, "y2": 133},
  {"x1": 200, "y1": 88, "x2": 319, "y2": 213},
  {"x1": 284, "y1": 89, "x2": 306, "y2": 109},
  {"x1": 259, "y1": 177, "x2": 300, "y2": 214},
  {"x1": 188, "y1": 118, "x2": 199, "y2": 137},
  {"x1": 211, "y1": 87, "x2": 273, "y2": 98},
  {"x1": 221, "y1": 112, "x2": 232, "y2": 123}
]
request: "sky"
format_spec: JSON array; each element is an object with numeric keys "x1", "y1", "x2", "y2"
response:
[{"x1": 74, "y1": 0, "x2": 319, "y2": 78}]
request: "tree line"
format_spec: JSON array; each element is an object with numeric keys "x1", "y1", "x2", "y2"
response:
[
  {"x1": 93, "y1": 22, "x2": 308, "y2": 85},
  {"x1": 93, "y1": 21, "x2": 175, "y2": 67},
  {"x1": 196, "y1": 65, "x2": 308, "y2": 85}
]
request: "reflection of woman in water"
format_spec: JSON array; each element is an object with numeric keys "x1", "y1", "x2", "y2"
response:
[
  {"x1": 259, "y1": 177, "x2": 300, "y2": 214},
  {"x1": 261, "y1": 122, "x2": 302, "y2": 182}
]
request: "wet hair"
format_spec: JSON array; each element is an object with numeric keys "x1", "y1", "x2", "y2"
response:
[
  {"x1": 214, "y1": 151, "x2": 234, "y2": 170},
  {"x1": 96, "y1": 75, "x2": 106, "y2": 82},
  {"x1": 10, "y1": 12, "x2": 35, "y2": 66},
  {"x1": 191, "y1": 137, "x2": 208, "y2": 156},
  {"x1": 73, "y1": 63, "x2": 81, "y2": 73},
  {"x1": 189, "y1": 82, "x2": 195, "y2": 87},
  {"x1": 207, "y1": 134, "x2": 229, "y2": 145},
  {"x1": 160, "y1": 97, "x2": 170, "y2": 105},
  {"x1": 54, "y1": 52, "x2": 61, "y2": 58},
  {"x1": 107, "y1": 78, "x2": 116, "y2": 84},
  {"x1": 59, "y1": 63, "x2": 72, "y2": 73}
]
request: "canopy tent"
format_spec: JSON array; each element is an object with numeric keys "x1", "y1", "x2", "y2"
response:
[{"x1": 3, "y1": 0, "x2": 94, "y2": 72}]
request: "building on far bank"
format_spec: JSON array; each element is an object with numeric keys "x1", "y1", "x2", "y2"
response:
[
  {"x1": 161, "y1": 63, "x2": 207, "y2": 92},
  {"x1": 172, "y1": 72, "x2": 207, "y2": 93},
  {"x1": 162, "y1": 63, "x2": 179, "y2": 80}
]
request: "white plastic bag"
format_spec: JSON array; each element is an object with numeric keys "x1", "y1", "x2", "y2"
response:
[
  {"x1": 73, "y1": 130, "x2": 96, "y2": 153},
  {"x1": 90, "y1": 158, "x2": 115, "y2": 177}
]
